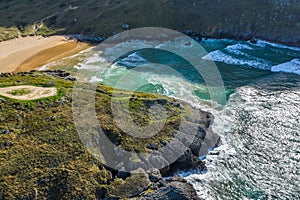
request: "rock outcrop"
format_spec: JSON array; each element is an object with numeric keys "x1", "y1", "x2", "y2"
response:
[
  {"x1": 0, "y1": 71, "x2": 219, "y2": 199},
  {"x1": 102, "y1": 168, "x2": 202, "y2": 200}
]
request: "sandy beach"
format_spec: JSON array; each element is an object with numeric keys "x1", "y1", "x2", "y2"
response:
[{"x1": 0, "y1": 36, "x2": 91, "y2": 73}]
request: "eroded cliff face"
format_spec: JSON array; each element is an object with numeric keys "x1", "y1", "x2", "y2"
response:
[{"x1": 1, "y1": 0, "x2": 299, "y2": 45}]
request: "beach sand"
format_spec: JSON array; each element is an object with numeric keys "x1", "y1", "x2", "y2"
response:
[{"x1": 0, "y1": 36, "x2": 91, "y2": 73}]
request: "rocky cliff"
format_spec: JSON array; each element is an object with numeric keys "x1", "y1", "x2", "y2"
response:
[
  {"x1": 0, "y1": 0, "x2": 300, "y2": 45},
  {"x1": 0, "y1": 71, "x2": 218, "y2": 199}
]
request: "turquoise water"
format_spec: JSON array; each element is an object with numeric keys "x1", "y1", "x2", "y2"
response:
[{"x1": 75, "y1": 38, "x2": 300, "y2": 199}]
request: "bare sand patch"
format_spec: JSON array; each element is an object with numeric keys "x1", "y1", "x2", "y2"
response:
[
  {"x1": 0, "y1": 85, "x2": 57, "y2": 100},
  {"x1": 0, "y1": 36, "x2": 91, "y2": 73}
]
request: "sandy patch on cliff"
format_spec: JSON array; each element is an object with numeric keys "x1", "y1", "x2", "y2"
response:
[{"x1": 0, "y1": 85, "x2": 57, "y2": 100}]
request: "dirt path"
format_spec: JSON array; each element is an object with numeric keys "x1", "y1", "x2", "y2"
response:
[{"x1": 0, "y1": 85, "x2": 57, "y2": 100}]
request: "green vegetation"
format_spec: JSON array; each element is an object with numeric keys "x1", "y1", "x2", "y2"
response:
[
  {"x1": 0, "y1": 23, "x2": 59, "y2": 42},
  {"x1": 19, "y1": 23, "x2": 59, "y2": 37},
  {"x1": 0, "y1": 72, "x2": 193, "y2": 199},
  {"x1": 7, "y1": 88, "x2": 32, "y2": 96},
  {"x1": 0, "y1": 27, "x2": 19, "y2": 42},
  {"x1": 0, "y1": 0, "x2": 299, "y2": 45},
  {"x1": 108, "y1": 171, "x2": 151, "y2": 199}
]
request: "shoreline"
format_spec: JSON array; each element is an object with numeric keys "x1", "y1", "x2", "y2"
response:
[
  {"x1": 0, "y1": 33, "x2": 299, "y2": 75},
  {"x1": 69, "y1": 32, "x2": 300, "y2": 48},
  {"x1": 0, "y1": 35, "x2": 92, "y2": 74}
]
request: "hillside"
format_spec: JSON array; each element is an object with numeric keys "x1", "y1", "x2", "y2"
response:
[
  {"x1": 0, "y1": 71, "x2": 215, "y2": 199},
  {"x1": 0, "y1": 0, "x2": 300, "y2": 45}
]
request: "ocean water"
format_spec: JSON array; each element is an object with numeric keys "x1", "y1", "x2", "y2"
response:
[{"x1": 68, "y1": 38, "x2": 300, "y2": 199}]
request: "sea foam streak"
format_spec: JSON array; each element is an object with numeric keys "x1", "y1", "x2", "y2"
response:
[
  {"x1": 253, "y1": 40, "x2": 300, "y2": 51},
  {"x1": 202, "y1": 50, "x2": 270, "y2": 69},
  {"x1": 225, "y1": 43, "x2": 253, "y2": 56},
  {"x1": 116, "y1": 52, "x2": 147, "y2": 67},
  {"x1": 271, "y1": 58, "x2": 300, "y2": 75}
]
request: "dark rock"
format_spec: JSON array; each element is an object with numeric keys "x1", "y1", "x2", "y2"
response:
[
  {"x1": 64, "y1": 76, "x2": 76, "y2": 81},
  {"x1": 147, "y1": 168, "x2": 162, "y2": 182},
  {"x1": 157, "y1": 99, "x2": 168, "y2": 104},
  {"x1": 183, "y1": 29, "x2": 193, "y2": 35},
  {"x1": 4, "y1": 142, "x2": 13, "y2": 147},
  {"x1": 141, "y1": 176, "x2": 201, "y2": 200},
  {"x1": 38, "y1": 179, "x2": 48, "y2": 185},
  {"x1": 122, "y1": 23, "x2": 130, "y2": 30},
  {"x1": 194, "y1": 36, "x2": 202, "y2": 42},
  {"x1": 96, "y1": 186, "x2": 108, "y2": 199},
  {"x1": 45, "y1": 116, "x2": 56, "y2": 122},
  {"x1": 117, "y1": 167, "x2": 130, "y2": 179},
  {"x1": 1, "y1": 130, "x2": 10, "y2": 134},
  {"x1": 108, "y1": 168, "x2": 151, "y2": 198},
  {"x1": 160, "y1": 139, "x2": 167, "y2": 146},
  {"x1": 250, "y1": 37, "x2": 258, "y2": 44},
  {"x1": 13, "y1": 102, "x2": 21, "y2": 107},
  {"x1": 43, "y1": 70, "x2": 70, "y2": 78},
  {"x1": 208, "y1": 150, "x2": 220, "y2": 156},
  {"x1": 189, "y1": 134, "x2": 205, "y2": 156},
  {"x1": 146, "y1": 143, "x2": 159, "y2": 150}
]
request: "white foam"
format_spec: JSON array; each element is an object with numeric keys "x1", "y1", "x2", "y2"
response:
[
  {"x1": 146, "y1": 75, "x2": 222, "y2": 110},
  {"x1": 271, "y1": 58, "x2": 300, "y2": 75},
  {"x1": 73, "y1": 50, "x2": 111, "y2": 71},
  {"x1": 104, "y1": 40, "x2": 155, "y2": 57},
  {"x1": 225, "y1": 43, "x2": 253, "y2": 56},
  {"x1": 202, "y1": 50, "x2": 270, "y2": 69},
  {"x1": 155, "y1": 37, "x2": 198, "y2": 49},
  {"x1": 226, "y1": 43, "x2": 253, "y2": 51},
  {"x1": 74, "y1": 64, "x2": 102, "y2": 71},
  {"x1": 38, "y1": 47, "x2": 94, "y2": 71},
  {"x1": 38, "y1": 64, "x2": 49, "y2": 71},
  {"x1": 90, "y1": 76, "x2": 103, "y2": 83},
  {"x1": 253, "y1": 40, "x2": 300, "y2": 51},
  {"x1": 147, "y1": 75, "x2": 200, "y2": 104},
  {"x1": 201, "y1": 38, "x2": 235, "y2": 44},
  {"x1": 85, "y1": 55, "x2": 107, "y2": 64},
  {"x1": 116, "y1": 52, "x2": 147, "y2": 67}
]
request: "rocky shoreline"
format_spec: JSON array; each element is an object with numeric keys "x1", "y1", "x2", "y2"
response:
[
  {"x1": 48, "y1": 70, "x2": 219, "y2": 199},
  {"x1": 69, "y1": 29, "x2": 300, "y2": 49},
  {"x1": 0, "y1": 70, "x2": 220, "y2": 199}
]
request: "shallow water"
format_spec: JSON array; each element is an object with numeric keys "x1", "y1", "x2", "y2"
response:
[{"x1": 58, "y1": 37, "x2": 300, "y2": 199}]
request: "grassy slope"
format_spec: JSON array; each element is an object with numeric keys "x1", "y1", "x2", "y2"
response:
[
  {"x1": 0, "y1": 0, "x2": 299, "y2": 45},
  {"x1": 0, "y1": 72, "x2": 193, "y2": 199}
]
